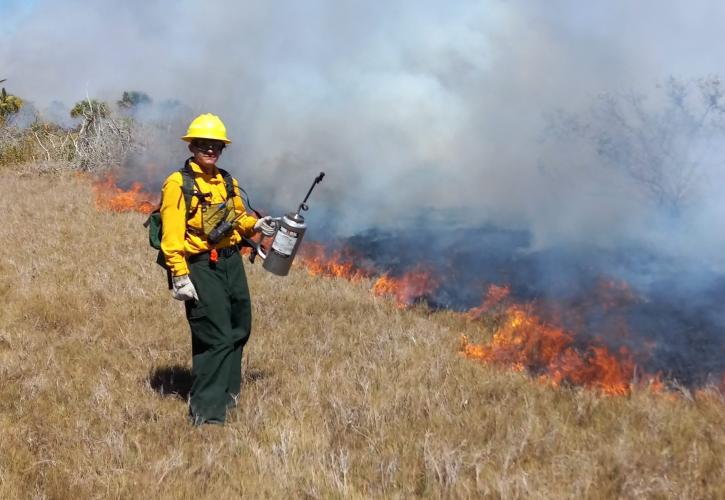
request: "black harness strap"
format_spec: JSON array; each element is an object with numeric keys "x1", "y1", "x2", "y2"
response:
[
  {"x1": 179, "y1": 158, "x2": 261, "y2": 234},
  {"x1": 181, "y1": 158, "x2": 261, "y2": 216},
  {"x1": 179, "y1": 159, "x2": 242, "y2": 216}
]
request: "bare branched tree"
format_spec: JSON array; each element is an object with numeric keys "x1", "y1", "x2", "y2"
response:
[
  {"x1": 551, "y1": 76, "x2": 725, "y2": 214},
  {"x1": 69, "y1": 97, "x2": 134, "y2": 171}
]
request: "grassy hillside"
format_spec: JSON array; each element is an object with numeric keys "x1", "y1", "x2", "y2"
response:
[{"x1": 1, "y1": 163, "x2": 723, "y2": 499}]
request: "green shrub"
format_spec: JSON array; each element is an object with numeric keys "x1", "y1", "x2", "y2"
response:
[{"x1": 0, "y1": 86, "x2": 24, "y2": 126}]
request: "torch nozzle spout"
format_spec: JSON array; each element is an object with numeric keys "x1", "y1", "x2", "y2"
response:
[{"x1": 298, "y1": 171, "x2": 325, "y2": 212}]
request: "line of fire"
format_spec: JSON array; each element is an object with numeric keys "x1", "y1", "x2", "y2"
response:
[{"x1": 93, "y1": 174, "x2": 725, "y2": 399}]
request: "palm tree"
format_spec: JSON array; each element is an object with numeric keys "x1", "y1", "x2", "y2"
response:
[{"x1": 0, "y1": 81, "x2": 24, "y2": 125}]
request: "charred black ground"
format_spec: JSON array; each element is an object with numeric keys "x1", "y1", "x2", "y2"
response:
[{"x1": 320, "y1": 223, "x2": 725, "y2": 388}]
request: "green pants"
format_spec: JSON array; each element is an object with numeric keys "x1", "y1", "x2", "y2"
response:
[{"x1": 185, "y1": 250, "x2": 252, "y2": 425}]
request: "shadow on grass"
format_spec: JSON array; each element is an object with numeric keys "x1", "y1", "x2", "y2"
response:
[
  {"x1": 243, "y1": 369, "x2": 269, "y2": 384},
  {"x1": 149, "y1": 365, "x2": 270, "y2": 401},
  {"x1": 149, "y1": 365, "x2": 192, "y2": 400}
]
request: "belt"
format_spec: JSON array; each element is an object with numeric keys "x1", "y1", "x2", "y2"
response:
[{"x1": 187, "y1": 245, "x2": 240, "y2": 264}]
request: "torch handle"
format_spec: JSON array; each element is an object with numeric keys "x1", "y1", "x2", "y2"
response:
[{"x1": 299, "y1": 172, "x2": 325, "y2": 210}]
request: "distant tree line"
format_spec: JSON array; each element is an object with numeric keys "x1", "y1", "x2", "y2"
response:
[{"x1": 0, "y1": 83, "x2": 188, "y2": 170}]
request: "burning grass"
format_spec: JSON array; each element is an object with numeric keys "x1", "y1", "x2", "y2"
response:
[
  {"x1": 297, "y1": 242, "x2": 372, "y2": 282},
  {"x1": 459, "y1": 307, "x2": 635, "y2": 396},
  {"x1": 1, "y1": 164, "x2": 723, "y2": 498},
  {"x1": 371, "y1": 268, "x2": 440, "y2": 308},
  {"x1": 296, "y1": 243, "x2": 440, "y2": 307},
  {"x1": 92, "y1": 173, "x2": 158, "y2": 214},
  {"x1": 88, "y1": 177, "x2": 725, "y2": 400},
  {"x1": 295, "y1": 238, "x2": 722, "y2": 398},
  {"x1": 460, "y1": 284, "x2": 637, "y2": 396}
]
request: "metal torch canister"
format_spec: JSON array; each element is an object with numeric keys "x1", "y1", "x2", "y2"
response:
[
  {"x1": 250, "y1": 171, "x2": 323, "y2": 276},
  {"x1": 261, "y1": 212, "x2": 306, "y2": 276}
]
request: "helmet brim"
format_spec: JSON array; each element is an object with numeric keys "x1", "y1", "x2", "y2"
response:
[{"x1": 181, "y1": 134, "x2": 232, "y2": 144}]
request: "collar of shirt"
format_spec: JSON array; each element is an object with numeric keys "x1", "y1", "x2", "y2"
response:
[{"x1": 189, "y1": 160, "x2": 222, "y2": 183}]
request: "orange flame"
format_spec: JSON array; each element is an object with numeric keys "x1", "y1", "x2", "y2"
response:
[
  {"x1": 643, "y1": 373, "x2": 665, "y2": 393},
  {"x1": 467, "y1": 284, "x2": 511, "y2": 319},
  {"x1": 297, "y1": 242, "x2": 372, "y2": 282},
  {"x1": 92, "y1": 175, "x2": 158, "y2": 214},
  {"x1": 372, "y1": 268, "x2": 440, "y2": 308},
  {"x1": 460, "y1": 288, "x2": 636, "y2": 395},
  {"x1": 296, "y1": 243, "x2": 439, "y2": 307},
  {"x1": 83, "y1": 172, "x2": 725, "y2": 399}
]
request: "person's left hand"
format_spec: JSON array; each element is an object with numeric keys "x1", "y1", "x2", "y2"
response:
[{"x1": 254, "y1": 216, "x2": 276, "y2": 237}]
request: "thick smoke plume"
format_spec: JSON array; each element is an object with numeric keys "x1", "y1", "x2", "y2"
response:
[
  {"x1": 2, "y1": 1, "x2": 724, "y2": 251},
  {"x1": 7, "y1": 0, "x2": 725, "y2": 386}
]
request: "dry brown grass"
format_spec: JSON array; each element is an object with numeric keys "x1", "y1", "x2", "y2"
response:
[{"x1": 0, "y1": 163, "x2": 723, "y2": 499}]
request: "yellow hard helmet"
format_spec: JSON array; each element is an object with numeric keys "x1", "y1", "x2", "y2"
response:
[{"x1": 181, "y1": 113, "x2": 232, "y2": 144}]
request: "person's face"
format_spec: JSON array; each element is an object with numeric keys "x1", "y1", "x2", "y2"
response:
[{"x1": 189, "y1": 140, "x2": 225, "y2": 169}]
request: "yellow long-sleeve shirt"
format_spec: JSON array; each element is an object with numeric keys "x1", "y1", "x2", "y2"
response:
[{"x1": 160, "y1": 161, "x2": 258, "y2": 276}]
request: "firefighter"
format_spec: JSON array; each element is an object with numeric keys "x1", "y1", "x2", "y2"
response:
[{"x1": 160, "y1": 113, "x2": 275, "y2": 425}]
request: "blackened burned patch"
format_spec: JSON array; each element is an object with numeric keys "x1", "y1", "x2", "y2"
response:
[{"x1": 317, "y1": 224, "x2": 725, "y2": 389}]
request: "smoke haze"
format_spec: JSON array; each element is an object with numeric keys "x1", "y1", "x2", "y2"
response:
[{"x1": 3, "y1": 1, "x2": 725, "y2": 259}]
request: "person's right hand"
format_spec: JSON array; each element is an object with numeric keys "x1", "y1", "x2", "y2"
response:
[{"x1": 171, "y1": 275, "x2": 198, "y2": 301}]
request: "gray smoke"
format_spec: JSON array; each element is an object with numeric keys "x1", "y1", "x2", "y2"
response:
[{"x1": 3, "y1": 0, "x2": 725, "y2": 265}]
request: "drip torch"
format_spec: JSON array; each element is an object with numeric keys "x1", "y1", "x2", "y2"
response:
[{"x1": 249, "y1": 172, "x2": 325, "y2": 276}]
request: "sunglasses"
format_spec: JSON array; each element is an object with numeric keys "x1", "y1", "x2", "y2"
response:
[{"x1": 193, "y1": 141, "x2": 225, "y2": 153}]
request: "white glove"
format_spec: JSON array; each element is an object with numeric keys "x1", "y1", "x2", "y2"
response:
[
  {"x1": 171, "y1": 275, "x2": 198, "y2": 301},
  {"x1": 254, "y1": 216, "x2": 276, "y2": 237}
]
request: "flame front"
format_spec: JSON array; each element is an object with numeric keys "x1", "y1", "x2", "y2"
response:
[
  {"x1": 460, "y1": 286, "x2": 636, "y2": 395},
  {"x1": 297, "y1": 242, "x2": 371, "y2": 281},
  {"x1": 372, "y1": 269, "x2": 440, "y2": 308},
  {"x1": 467, "y1": 284, "x2": 511, "y2": 319},
  {"x1": 93, "y1": 175, "x2": 158, "y2": 214},
  {"x1": 87, "y1": 174, "x2": 723, "y2": 398},
  {"x1": 297, "y1": 243, "x2": 439, "y2": 307}
]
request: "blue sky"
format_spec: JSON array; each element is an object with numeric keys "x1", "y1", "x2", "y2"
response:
[{"x1": 0, "y1": 0, "x2": 37, "y2": 36}]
